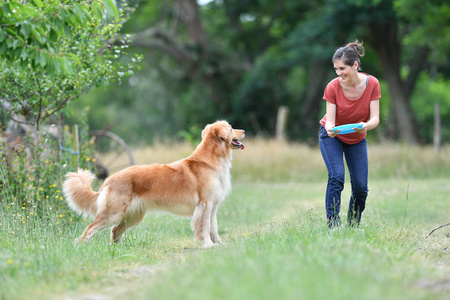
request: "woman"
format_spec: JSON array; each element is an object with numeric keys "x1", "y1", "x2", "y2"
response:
[{"x1": 319, "y1": 40, "x2": 381, "y2": 228}]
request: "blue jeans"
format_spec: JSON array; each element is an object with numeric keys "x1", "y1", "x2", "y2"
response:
[{"x1": 318, "y1": 126, "x2": 369, "y2": 226}]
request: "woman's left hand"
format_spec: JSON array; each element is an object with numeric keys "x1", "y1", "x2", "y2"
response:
[{"x1": 354, "y1": 122, "x2": 368, "y2": 134}]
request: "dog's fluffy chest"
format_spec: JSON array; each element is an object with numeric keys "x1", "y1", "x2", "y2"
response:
[{"x1": 213, "y1": 166, "x2": 231, "y2": 200}]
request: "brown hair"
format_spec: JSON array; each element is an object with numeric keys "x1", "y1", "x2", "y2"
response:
[{"x1": 332, "y1": 40, "x2": 365, "y2": 71}]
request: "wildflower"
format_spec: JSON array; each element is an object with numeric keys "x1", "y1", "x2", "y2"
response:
[
  {"x1": 53, "y1": 184, "x2": 56, "y2": 187},
  {"x1": 24, "y1": 262, "x2": 30, "y2": 267},
  {"x1": 92, "y1": 158, "x2": 97, "y2": 163},
  {"x1": 59, "y1": 214, "x2": 63, "y2": 218},
  {"x1": 7, "y1": 259, "x2": 13, "y2": 264},
  {"x1": 86, "y1": 157, "x2": 91, "y2": 162},
  {"x1": 46, "y1": 196, "x2": 49, "y2": 199}
]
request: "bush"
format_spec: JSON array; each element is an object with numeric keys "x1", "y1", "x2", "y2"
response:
[{"x1": 0, "y1": 112, "x2": 96, "y2": 236}]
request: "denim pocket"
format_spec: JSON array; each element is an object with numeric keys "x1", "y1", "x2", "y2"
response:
[{"x1": 319, "y1": 126, "x2": 328, "y2": 139}]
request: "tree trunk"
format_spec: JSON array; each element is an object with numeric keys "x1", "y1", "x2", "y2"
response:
[
  {"x1": 300, "y1": 59, "x2": 329, "y2": 139},
  {"x1": 174, "y1": 0, "x2": 209, "y2": 51},
  {"x1": 366, "y1": 19, "x2": 421, "y2": 145}
]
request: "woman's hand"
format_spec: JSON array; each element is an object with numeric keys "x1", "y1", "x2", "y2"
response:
[
  {"x1": 326, "y1": 125, "x2": 339, "y2": 138},
  {"x1": 354, "y1": 122, "x2": 368, "y2": 134}
]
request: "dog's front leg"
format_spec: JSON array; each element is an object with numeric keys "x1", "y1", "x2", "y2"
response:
[
  {"x1": 210, "y1": 202, "x2": 223, "y2": 244},
  {"x1": 191, "y1": 202, "x2": 215, "y2": 248}
]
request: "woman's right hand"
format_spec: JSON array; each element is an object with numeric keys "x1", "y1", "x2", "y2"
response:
[{"x1": 326, "y1": 126, "x2": 339, "y2": 138}]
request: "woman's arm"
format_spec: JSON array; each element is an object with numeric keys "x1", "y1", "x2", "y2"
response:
[
  {"x1": 355, "y1": 99, "x2": 380, "y2": 133},
  {"x1": 325, "y1": 101, "x2": 338, "y2": 137}
]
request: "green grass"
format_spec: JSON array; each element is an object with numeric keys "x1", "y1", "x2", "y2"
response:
[{"x1": 1, "y1": 142, "x2": 449, "y2": 300}]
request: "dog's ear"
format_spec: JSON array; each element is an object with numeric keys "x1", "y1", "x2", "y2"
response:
[
  {"x1": 214, "y1": 125, "x2": 230, "y2": 144},
  {"x1": 201, "y1": 124, "x2": 212, "y2": 140}
]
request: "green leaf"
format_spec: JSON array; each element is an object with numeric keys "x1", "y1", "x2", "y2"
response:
[
  {"x1": 3, "y1": 4, "x2": 11, "y2": 15},
  {"x1": 20, "y1": 21, "x2": 32, "y2": 40},
  {"x1": 73, "y1": 3, "x2": 86, "y2": 23},
  {"x1": 5, "y1": 27, "x2": 18, "y2": 38},
  {"x1": 12, "y1": 39, "x2": 20, "y2": 49},
  {"x1": 62, "y1": 57, "x2": 74, "y2": 74},
  {"x1": 0, "y1": 42, "x2": 6, "y2": 55},
  {"x1": 79, "y1": 4, "x2": 92, "y2": 22},
  {"x1": 103, "y1": 0, "x2": 119, "y2": 21},
  {"x1": 91, "y1": 2, "x2": 103, "y2": 20},
  {"x1": 63, "y1": 25, "x2": 73, "y2": 39},
  {"x1": 39, "y1": 51, "x2": 47, "y2": 67},
  {"x1": 30, "y1": 26, "x2": 42, "y2": 44},
  {"x1": 0, "y1": 29, "x2": 4, "y2": 42},
  {"x1": 54, "y1": 57, "x2": 63, "y2": 74},
  {"x1": 33, "y1": 0, "x2": 44, "y2": 8},
  {"x1": 20, "y1": 48, "x2": 28, "y2": 60},
  {"x1": 49, "y1": 28, "x2": 59, "y2": 42}
]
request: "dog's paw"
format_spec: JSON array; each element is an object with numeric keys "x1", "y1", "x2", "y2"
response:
[
  {"x1": 202, "y1": 240, "x2": 216, "y2": 248},
  {"x1": 211, "y1": 238, "x2": 223, "y2": 244}
]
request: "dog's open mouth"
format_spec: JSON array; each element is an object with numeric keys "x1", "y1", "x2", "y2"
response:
[{"x1": 231, "y1": 140, "x2": 245, "y2": 150}]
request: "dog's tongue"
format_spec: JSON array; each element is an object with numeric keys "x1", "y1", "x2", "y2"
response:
[{"x1": 232, "y1": 140, "x2": 245, "y2": 149}]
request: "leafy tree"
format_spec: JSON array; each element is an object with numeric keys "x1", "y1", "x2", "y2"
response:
[
  {"x1": 73, "y1": 0, "x2": 450, "y2": 145},
  {"x1": 0, "y1": 0, "x2": 141, "y2": 129}
]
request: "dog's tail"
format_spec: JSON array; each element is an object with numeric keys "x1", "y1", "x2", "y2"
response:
[{"x1": 63, "y1": 169, "x2": 99, "y2": 218}]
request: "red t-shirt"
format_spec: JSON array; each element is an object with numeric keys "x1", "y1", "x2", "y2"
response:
[{"x1": 319, "y1": 74, "x2": 381, "y2": 144}]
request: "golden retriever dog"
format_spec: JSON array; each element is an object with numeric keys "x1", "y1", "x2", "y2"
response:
[{"x1": 63, "y1": 121, "x2": 245, "y2": 248}]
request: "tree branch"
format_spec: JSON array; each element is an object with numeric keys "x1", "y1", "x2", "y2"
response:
[
  {"x1": 405, "y1": 46, "x2": 430, "y2": 98},
  {"x1": 35, "y1": 75, "x2": 43, "y2": 131},
  {"x1": 131, "y1": 28, "x2": 194, "y2": 64}
]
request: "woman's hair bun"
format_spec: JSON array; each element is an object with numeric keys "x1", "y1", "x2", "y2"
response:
[{"x1": 346, "y1": 40, "x2": 365, "y2": 58}]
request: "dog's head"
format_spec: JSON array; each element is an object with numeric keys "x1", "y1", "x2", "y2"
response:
[{"x1": 202, "y1": 121, "x2": 245, "y2": 150}]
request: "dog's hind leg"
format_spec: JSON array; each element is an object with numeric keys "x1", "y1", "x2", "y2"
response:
[
  {"x1": 77, "y1": 211, "x2": 118, "y2": 242},
  {"x1": 191, "y1": 202, "x2": 214, "y2": 248},
  {"x1": 77, "y1": 191, "x2": 128, "y2": 242},
  {"x1": 111, "y1": 210, "x2": 146, "y2": 243},
  {"x1": 210, "y1": 202, "x2": 223, "y2": 244}
]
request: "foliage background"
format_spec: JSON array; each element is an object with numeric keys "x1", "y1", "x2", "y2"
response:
[{"x1": 63, "y1": 0, "x2": 450, "y2": 146}]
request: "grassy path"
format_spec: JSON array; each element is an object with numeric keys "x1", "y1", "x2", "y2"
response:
[{"x1": 1, "y1": 177, "x2": 449, "y2": 300}]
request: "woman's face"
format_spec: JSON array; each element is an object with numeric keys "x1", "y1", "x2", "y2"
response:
[{"x1": 333, "y1": 59, "x2": 358, "y2": 82}]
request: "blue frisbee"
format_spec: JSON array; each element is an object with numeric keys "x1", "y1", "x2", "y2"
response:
[{"x1": 331, "y1": 123, "x2": 363, "y2": 134}]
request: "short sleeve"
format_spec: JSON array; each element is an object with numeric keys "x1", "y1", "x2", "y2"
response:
[
  {"x1": 371, "y1": 77, "x2": 381, "y2": 100},
  {"x1": 323, "y1": 79, "x2": 338, "y2": 104}
]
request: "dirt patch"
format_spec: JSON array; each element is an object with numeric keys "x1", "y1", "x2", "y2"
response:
[{"x1": 62, "y1": 264, "x2": 163, "y2": 300}]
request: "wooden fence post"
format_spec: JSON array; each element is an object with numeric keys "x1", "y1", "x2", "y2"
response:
[
  {"x1": 73, "y1": 125, "x2": 79, "y2": 168},
  {"x1": 276, "y1": 106, "x2": 289, "y2": 142},
  {"x1": 434, "y1": 104, "x2": 441, "y2": 156}
]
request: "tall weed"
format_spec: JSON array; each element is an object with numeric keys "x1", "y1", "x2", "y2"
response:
[{"x1": 0, "y1": 111, "x2": 96, "y2": 242}]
